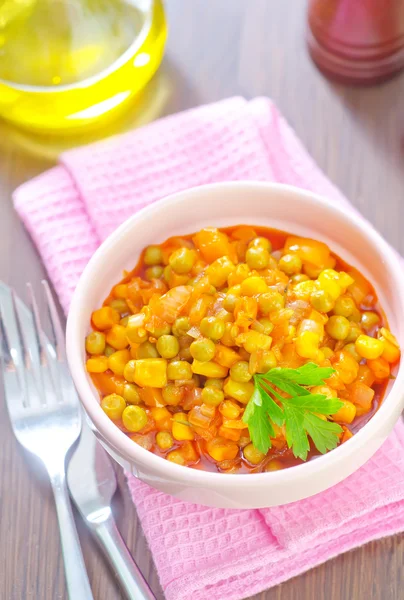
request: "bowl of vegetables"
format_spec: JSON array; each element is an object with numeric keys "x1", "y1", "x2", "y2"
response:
[{"x1": 66, "y1": 182, "x2": 404, "y2": 508}]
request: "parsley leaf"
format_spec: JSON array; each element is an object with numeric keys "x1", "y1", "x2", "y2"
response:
[
  {"x1": 243, "y1": 388, "x2": 275, "y2": 453},
  {"x1": 303, "y1": 413, "x2": 342, "y2": 455},
  {"x1": 243, "y1": 363, "x2": 344, "y2": 459},
  {"x1": 283, "y1": 402, "x2": 310, "y2": 460},
  {"x1": 267, "y1": 362, "x2": 335, "y2": 386}
]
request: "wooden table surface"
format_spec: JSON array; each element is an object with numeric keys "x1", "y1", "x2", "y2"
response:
[{"x1": 1, "y1": 1, "x2": 404, "y2": 598}]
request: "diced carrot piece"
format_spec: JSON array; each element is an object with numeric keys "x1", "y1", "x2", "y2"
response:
[{"x1": 285, "y1": 236, "x2": 330, "y2": 267}]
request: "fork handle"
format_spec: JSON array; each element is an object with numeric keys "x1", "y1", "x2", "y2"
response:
[
  {"x1": 51, "y1": 471, "x2": 94, "y2": 600},
  {"x1": 93, "y1": 515, "x2": 156, "y2": 600}
]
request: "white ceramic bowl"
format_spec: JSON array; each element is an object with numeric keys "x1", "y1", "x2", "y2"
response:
[{"x1": 66, "y1": 182, "x2": 404, "y2": 508}]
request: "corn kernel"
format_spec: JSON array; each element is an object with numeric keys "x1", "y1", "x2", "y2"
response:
[
  {"x1": 332, "y1": 400, "x2": 356, "y2": 424},
  {"x1": 237, "y1": 330, "x2": 272, "y2": 354},
  {"x1": 112, "y1": 284, "x2": 129, "y2": 299},
  {"x1": 124, "y1": 358, "x2": 167, "y2": 387},
  {"x1": 91, "y1": 306, "x2": 120, "y2": 330},
  {"x1": 293, "y1": 280, "x2": 318, "y2": 301},
  {"x1": 240, "y1": 276, "x2": 269, "y2": 296},
  {"x1": 192, "y1": 360, "x2": 229, "y2": 378},
  {"x1": 206, "y1": 438, "x2": 239, "y2": 461},
  {"x1": 106, "y1": 324, "x2": 129, "y2": 350},
  {"x1": 223, "y1": 379, "x2": 254, "y2": 404},
  {"x1": 172, "y1": 412, "x2": 194, "y2": 440},
  {"x1": 220, "y1": 322, "x2": 240, "y2": 347},
  {"x1": 108, "y1": 349, "x2": 131, "y2": 376},
  {"x1": 338, "y1": 272, "x2": 354, "y2": 289},
  {"x1": 219, "y1": 400, "x2": 242, "y2": 419},
  {"x1": 378, "y1": 327, "x2": 399, "y2": 347},
  {"x1": 381, "y1": 339, "x2": 401, "y2": 364},
  {"x1": 355, "y1": 335, "x2": 384, "y2": 360},
  {"x1": 85, "y1": 331, "x2": 106, "y2": 355},
  {"x1": 295, "y1": 331, "x2": 320, "y2": 359},
  {"x1": 378, "y1": 328, "x2": 401, "y2": 363},
  {"x1": 86, "y1": 356, "x2": 109, "y2": 373},
  {"x1": 126, "y1": 314, "x2": 148, "y2": 344},
  {"x1": 206, "y1": 256, "x2": 236, "y2": 287}
]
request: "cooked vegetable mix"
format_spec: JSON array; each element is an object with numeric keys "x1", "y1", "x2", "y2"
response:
[{"x1": 86, "y1": 226, "x2": 400, "y2": 473}]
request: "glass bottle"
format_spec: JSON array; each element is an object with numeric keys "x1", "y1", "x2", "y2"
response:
[
  {"x1": 307, "y1": 0, "x2": 404, "y2": 84},
  {"x1": 0, "y1": 0, "x2": 167, "y2": 131}
]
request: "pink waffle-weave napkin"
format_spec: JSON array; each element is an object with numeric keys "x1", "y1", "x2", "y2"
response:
[{"x1": 13, "y1": 97, "x2": 404, "y2": 600}]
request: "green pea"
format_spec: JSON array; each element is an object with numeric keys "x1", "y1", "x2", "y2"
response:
[
  {"x1": 169, "y1": 247, "x2": 196, "y2": 274},
  {"x1": 310, "y1": 289, "x2": 335, "y2": 313},
  {"x1": 145, "y1": 265, "x2": 164, "y2": 281},
  {"x1": 144, "y1": 245, "x2": 163, "y2": 266},
  {"x1": 162, "y1": 384, "x2": 183, "y2": 405},
  {"x1": 172, "y1": 316, "x2": 191, "y2": 337},
  {"x1": 361, "y1": 311, "x2": 380, "y2": 330},
  {"x1": 156, "y1": 335, "x2": 180, "y2": 359},
  {"x1": 333, "y1": 296, "x2": 355, "y2": 317},
  {"x1": 167, "y1": 360, "x2": 193, "y2": 380},
  {"x1": 109, "y1": 298, "x2": 129, "y2": 315},
  {"x1": 345, "y1": 322, "x2": 362, "y2": 343},
  {"x1": 136, "y1": 341, "x2": 160, "y2": 359},
  {"x1": 259, "y1": 292, "x2": 285, "y2": 315},
  {"x1": 147, "y1": 321, "x2": 171, "y2": 338},
  {"x1": 246, "y1": 246, "x2": 270, "y2": 270},
  {"x1": 104, "y1": 344, "x2": 115, "y2": 357},
  {"x1": 343, "y1": 343, "x2": 361, "y2": 362},
  {"x1": 190, "y1": 338, "x2": 216, "y2": 362},
  {"x1": 205, "y1": 378, "x2": 224, "y2": 389},
  {"x1": 200, "y1": 317, "x2": 225, "y2": 341},
  {"x1": 223, "y1": 293, "x2": 238, "y2": 312},
  {"x1": 248, "y1": 237, "x2": 272, "y2": 252},
  {"x1": 230, "y1": 361, "x2": 252, "y2": 383},
  {"x1": 201, "y1": 386, "x2": 224, "y2": 406},
  {"x1": 325, "y1": 315, "x2": 350, "y2": 340},
  {"x1": 123, "y1": 383, "x2": 141, "y2": 405},
  {"x1": 278, "y1": 253, "x2": 302, "y2": 275}
]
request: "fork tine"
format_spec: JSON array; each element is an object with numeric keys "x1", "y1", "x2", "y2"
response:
[
  {"x1": 42, "y1": 280, "x2": 66, "y2": 362},
  {"x1": 0, "y1": 293, "x2": 30, "y2": 408},
  {"x1": 0, "y1": 301, "x2": 13, "y2": 367},
  {"x1": 11, "y1": 291, "x2": 33, "y2": 372},
  {"x1": 27, "y1": 283, "x2": 48, "y2": 367}
]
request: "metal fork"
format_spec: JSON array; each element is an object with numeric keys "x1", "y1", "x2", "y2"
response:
[{"x1": 0, "y1": 281, "x2": 93, "y2": 600}]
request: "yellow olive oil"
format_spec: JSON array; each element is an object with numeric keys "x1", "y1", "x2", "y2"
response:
[{"x1": 0, "y1": 0, "x2": 167, "y2": 131}]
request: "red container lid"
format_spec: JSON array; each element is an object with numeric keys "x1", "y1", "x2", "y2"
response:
[{"x1": 307, "y1": 0, "x2": 404, "y2": 84}]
